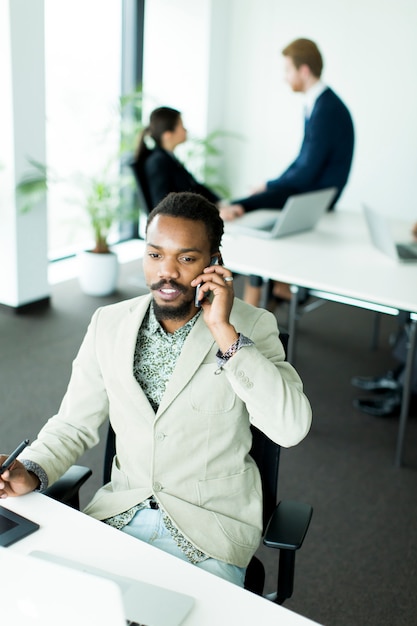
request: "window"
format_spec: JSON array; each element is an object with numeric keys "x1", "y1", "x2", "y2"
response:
[{"x1": 45, "y1": 0, "x2": 123, "y2": 259}]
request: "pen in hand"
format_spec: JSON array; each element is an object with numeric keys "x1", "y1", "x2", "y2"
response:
[{"x1": 0, "y1": 438, "x2": 30, "y2": 473}]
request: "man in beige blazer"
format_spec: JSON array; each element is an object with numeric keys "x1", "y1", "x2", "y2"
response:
[{"x1": 0, "y1": 192, "x2": 312, "y2": 586}]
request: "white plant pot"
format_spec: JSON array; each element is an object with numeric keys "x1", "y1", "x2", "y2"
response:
[{"x1": 77, "y1": 250, "x2": 119, "y2": 296}]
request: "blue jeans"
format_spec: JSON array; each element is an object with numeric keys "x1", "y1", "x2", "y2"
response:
[{"x1": 121, "y1": 507, "x2": 246, "y2": 587}]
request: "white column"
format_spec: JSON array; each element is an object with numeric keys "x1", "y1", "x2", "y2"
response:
[{"x1": 0, "y1": 0, "x2": 49, "y2": 310}]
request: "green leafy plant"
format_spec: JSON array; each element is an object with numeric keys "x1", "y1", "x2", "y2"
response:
[
  {"x1": 84, "y1": 177, "x2": 127, "y2": 253},
  {"x1": 16, "y1": 158, "x2": 50, "y2": 213},
  {"x1": 16, "y1": 157, "x2": 137, "y2": 253},
  {"x1": 181, "y1": 129, "x2": 243, "y2": 200},
  {"x1": 16, "y1": 88, "x2": 144, "y2": 254}
]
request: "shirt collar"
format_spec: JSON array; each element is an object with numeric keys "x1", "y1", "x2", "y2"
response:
[{"x1": 304, "y1": 80, "x2": 327, "y2": 119}]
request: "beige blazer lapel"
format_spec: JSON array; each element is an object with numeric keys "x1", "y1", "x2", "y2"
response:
[
  {"x1": 112, "y1": 294, "x2": 156, "y2": 420},
  {"x1": 156, "y1": 314, "x2": 215, "y2": 417}
]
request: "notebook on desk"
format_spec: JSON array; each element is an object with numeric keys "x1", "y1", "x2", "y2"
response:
[
  {"x1": 363, "y1": 204, "x2": 417, "y2": 262},
  {"x1": 31, "y1": 549, "x2": 194, "y2": 626},
  {"x1": 228, "y1": 187, "x2": 337, "y2": 239}
]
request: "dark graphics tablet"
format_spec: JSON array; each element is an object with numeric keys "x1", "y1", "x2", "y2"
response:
[{"x1": 0, "y1": 506, "x2": 40, "y2": 546}]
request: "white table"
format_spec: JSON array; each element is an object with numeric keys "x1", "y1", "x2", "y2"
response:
[
  {"x1": 3, "y1": 493, "x2": 320, "y2": 626},
  {"x1": 223, "y1": 211, "x2": 417, "y2": 467}
]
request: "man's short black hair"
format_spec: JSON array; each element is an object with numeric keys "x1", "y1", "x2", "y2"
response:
[{"x1": 146, "y1": 192, "x2": 224, "y2": 255}]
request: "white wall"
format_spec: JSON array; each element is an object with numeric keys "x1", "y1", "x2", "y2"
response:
[{"x1": 144, "y1": 0, "x2": 417, "y2": 220}]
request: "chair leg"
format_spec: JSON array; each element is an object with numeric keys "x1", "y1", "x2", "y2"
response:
[
  {"x1": 276, "y1": 549, "x2": 295, "y2": 605},
  {"x1": 371, "y1": 312, "x2": 381, "y2": 350}
]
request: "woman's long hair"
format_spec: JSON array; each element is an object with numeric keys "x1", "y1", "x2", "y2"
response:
[{"x1": 136, "y1": 106, "x2": 181, "y2": 164}]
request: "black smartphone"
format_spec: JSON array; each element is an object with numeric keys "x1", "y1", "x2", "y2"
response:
[{"x1": 194, "y1": 256, "x2": 219, "y2": 307}]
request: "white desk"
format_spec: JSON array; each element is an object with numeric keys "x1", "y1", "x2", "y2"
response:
[
  {"x1": 3, "y1": 493, "x2": 320, "y2": 626},
  {"x1": 223, "y1": 211, "x2": 417, "y2": 467}
]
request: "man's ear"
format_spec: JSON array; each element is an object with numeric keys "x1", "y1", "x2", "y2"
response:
[{"x1": 300, "y1": 63, "x2": 312, "y2": 79}]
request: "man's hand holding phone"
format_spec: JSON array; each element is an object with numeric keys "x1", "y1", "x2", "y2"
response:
[
  {"x1": 191, "y1": 260, "x2": 239, "y2": 353},
  {"x1": 194, "y1": 256, "x2": 220, "y2": 308}
]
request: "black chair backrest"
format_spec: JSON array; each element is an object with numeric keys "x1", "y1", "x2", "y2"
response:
[
  {"x1": 249, "y1": 332, "x2": 288, "y2": 529},
  {"x1": 249, "y1": 425, "x2": 281, "y2": 530},
  {"x1": 103, "y1": 424, "x2": 116, "y2": 485},
  {"x1": 129, "y1": 158, "x2": 153, "y2": 215}
]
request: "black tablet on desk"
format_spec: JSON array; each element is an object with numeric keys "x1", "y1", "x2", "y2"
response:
[{"x1": 0, "y1": 506, "x2": 39, "y2": 546}]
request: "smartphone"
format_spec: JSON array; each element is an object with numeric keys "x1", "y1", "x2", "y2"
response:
[
  {"x1": 194, "y1": 256, "x2": 219, "y2": 307},
  {"x1": 194, "y1": 282, "x2": 204, "y2": 307}
]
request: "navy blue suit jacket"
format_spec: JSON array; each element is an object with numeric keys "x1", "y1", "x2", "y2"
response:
[
  {"x1": 143, "y1": 147, "x2": 220, "y2": 208},
  {"x1": 234, "y1": 88, "x2": 354, "y2": 211}
]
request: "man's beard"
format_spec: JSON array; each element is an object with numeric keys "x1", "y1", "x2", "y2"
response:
[
  {"x1": 153, "y1": 297, "x2": 195, "y2": 322},
  {"x1": 151, "y1": 279, "x2": 195, "y2": 322}
]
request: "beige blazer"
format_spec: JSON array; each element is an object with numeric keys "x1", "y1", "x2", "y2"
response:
[{"x1": 23, "y1": 294, "x2": 312, "y2": 567}]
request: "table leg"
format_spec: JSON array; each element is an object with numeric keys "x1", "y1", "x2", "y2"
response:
[
  {"x1": 370, "y1": 312, "x2": 381, "y2": 350},
  {"x1": 259, "y1": 278, "x2": 270, "y2": 309},
  {"x1": 287, "y1": 285, "x2": 300, "y2": 364},
  {"x1": 394, "y1": 317, "x2": 417, "y2": 467}
]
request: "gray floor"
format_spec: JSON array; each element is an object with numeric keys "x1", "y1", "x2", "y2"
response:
[{"x1": 1, "y1": 260, "x2": 416, "y2": 625}]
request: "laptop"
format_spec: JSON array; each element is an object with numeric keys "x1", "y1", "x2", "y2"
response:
[
  {"x1": 31, "y1": 549, "x2": 194, "y2": 626},
  {"x1": 0, "y1": 548, "x2": 127, "y2": 626},
  {"x1": 363, "y1": 204, "x2": 417, "y2": 262},
  {"x1": 228, "y1": 187, "x2": 337, "y2": 239}
]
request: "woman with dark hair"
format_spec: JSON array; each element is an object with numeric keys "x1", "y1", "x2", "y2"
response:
[{"x1": 133, "y1": 106, "x2": 221, "y2": 209}]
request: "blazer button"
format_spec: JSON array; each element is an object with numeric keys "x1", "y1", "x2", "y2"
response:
[
  {"x1": 153, "y1": 482, "x2": 163, "y2": 492},
  {"x1": 155, "y1": 432, "x2": 166, "y2": 442}
]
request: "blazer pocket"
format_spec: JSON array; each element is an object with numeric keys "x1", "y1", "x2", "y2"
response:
[
  {"x1": 189, "y1": 364, "x2": 236, "y2": 414},
  {"x1": 197, "y1": 468, "x2": 261, "y2": 548},
  {"x1": 197, "y1": 467, "x2": 258, "y2": 512},
  {"x1": 109, "y1": 455, "x2": 130, "y2": 490}
]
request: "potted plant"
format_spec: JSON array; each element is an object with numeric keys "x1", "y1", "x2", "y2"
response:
[
  {"x1": 76, "y1": 172, "x2": 126, "y2": 296},
  {"x1": 17, "y1": 158, "x2": 137, "y2": 296},
  {"x1": 16, "y1": 89, "x2": 144, "y2": 296}
]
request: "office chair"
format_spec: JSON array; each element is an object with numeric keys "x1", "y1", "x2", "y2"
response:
[
  {"x1": 128, "y1": 158, "x2": 153, "y2": 239},
  {"x1": 44, "y1": 333, "x2": 312, "y2": 605},
  {"x1": 129, "y1": 158, "x2": 153, "y2": 216}
]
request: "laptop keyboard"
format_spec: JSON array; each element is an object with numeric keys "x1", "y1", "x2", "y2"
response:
[{"x1": 396, "y1": 243, "x2": 417, "y2": 259}]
